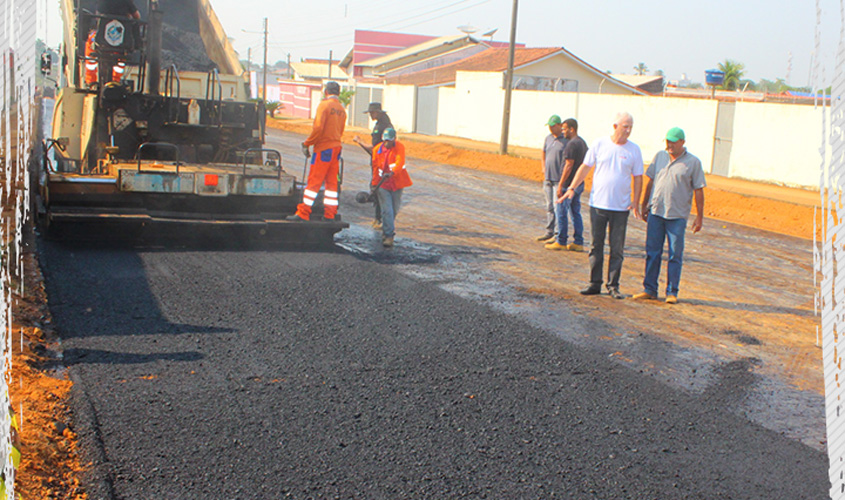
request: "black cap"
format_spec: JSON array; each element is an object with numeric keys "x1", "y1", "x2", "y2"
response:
[
  {"x1": 324, "y1": 81, "x2": 340, "y2": 95},
  {"x1": 364, "y1": 102, "x2": 382, "y2": 114}
]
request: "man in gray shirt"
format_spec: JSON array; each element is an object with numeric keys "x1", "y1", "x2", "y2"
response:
[
  {"x1": 537, "y1": 114, "x2": 568, "y2": 242},
  {"x1": 633, "y1": 127, "x2": 706, "y2": 304}
]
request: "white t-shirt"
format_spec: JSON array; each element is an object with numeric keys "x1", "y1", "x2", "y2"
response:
[{"x1": 582, "y1": 136, "x2": 644, "y2": 211}]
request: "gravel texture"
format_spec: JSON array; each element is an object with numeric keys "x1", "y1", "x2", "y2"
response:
[{"x1": 38, "y1": 240, "x2": 827, "y2": 499}]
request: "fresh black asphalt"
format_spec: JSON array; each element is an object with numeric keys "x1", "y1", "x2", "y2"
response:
[{"x1": 39, "y1": 240, "x2": 827, "y2": 499}]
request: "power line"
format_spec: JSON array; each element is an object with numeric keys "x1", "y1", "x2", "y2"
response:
[{"x1": 265, "y1": 0, "x2": 483, "y2": 47}]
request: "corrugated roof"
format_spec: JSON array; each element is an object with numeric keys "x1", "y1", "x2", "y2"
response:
[
  {"x1": 612, "y1": 74, "x2": 664, "y2": 87},
  {"x1": 290, "y1": 62, "x2": 348, "y2": 80},
  {"x1": 384, "y1": 46, "x2": 645, "y2": 95},
  {"x1": 384, "y1": 47, "x2": 561, "y2": 87},
  {"x1": 358, "y1": 34, "x2": 476, "y2": 70}
]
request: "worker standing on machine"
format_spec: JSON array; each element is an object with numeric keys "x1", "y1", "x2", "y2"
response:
[
  {"x1": 85, "y1": 0, "x2": 141, "y2": 86},
  {"x1": 288, "y1": 81, "x2": 347, "y2": 222}
]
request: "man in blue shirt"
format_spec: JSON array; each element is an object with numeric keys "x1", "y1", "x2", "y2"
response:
[{"x1": 537, "y1": 114, "x2": 568, "y2": 242}]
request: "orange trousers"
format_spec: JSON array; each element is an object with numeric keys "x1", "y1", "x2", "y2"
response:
[
  {"x1": 295, "y1": 147, "x2": 341, "y2": 220},
  {"x1": 84, "y1": 30, "x2": 125, "y2": 85}
]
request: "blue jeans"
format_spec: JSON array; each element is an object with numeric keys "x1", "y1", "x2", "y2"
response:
[
  {"x1": 376, "y1": 187, "x2": 403, "y2": 238},
  {"x1": 553, "y1": 184, "x2": 584, "y2": 245},
  {"x1": 643, "y1": 214, "x2": 687, "y2": 297}
]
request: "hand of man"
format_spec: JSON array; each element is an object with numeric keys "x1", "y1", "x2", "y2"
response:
[
  {"x1": 692, "y1": 214, "x2": 703, "y2": 233},
  {"x1": 631, "y1": 204, "x2": 641, "y2": 221},
  {"x1": 353, "y1": 135, "x2": 362, "y2": 145},
  {"x1": 640, "y1": 204, "x2": 649, "y2": 222},
  {"x1": 301, "y1": 143, "x2": 310, "y2": 158},
  {"x1": 560, "y1": 189, "x2": 574, "y2": 202}
]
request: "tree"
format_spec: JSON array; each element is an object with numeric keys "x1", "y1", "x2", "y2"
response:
[
  {"x1": 633, "y1": 62, "x2": 648, "y2": 76},
  {"x1": 717, "y1": 59, "x2": 745, "y2": 90},
  {"x1": 653, "y1": 69, "x2": 664, "y2": 77},
  {"x1": 338, "y1": 88, "x2": 355, "y2": 107},
  {"x1": 265, "y1": 101, "x2": 281, "y2": 118}
]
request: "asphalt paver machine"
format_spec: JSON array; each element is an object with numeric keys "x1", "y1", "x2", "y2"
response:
[{"x1": 38, "y1": 0, "x2": 347, "y2": 243}]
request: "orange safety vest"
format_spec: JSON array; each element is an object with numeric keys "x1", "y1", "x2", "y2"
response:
[
  {"x1": 372, "y1": 140, "x2": 412, "y2": 191},
  {"x1": 303, "y1": 96, "x2": 346, "y2": 152}
]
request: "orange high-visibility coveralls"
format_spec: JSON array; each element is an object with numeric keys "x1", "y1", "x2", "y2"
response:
[
  {"x1": 84, "y1": 30, "x2": 126, "y2": 85},
  {"x1": 296, "y1": 95, "x2": 347, "y2": 220}
]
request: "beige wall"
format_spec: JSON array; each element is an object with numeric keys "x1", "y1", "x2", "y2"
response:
[
  {"x1": 420, "y1": 71, "x2": 823, "y2": 188},
  {"x1": 515, "y1": 56, "x2": 638, "y2": 95},
  {"x1": 731, "y1": 102, "x2": 826, "y2": 187},
  {"x1": 383, "y1": 85, "x2": 417, "y2": 134}
]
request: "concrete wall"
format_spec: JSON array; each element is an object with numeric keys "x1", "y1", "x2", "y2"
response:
[
  {"x1": 731, "y1": 102, "x2": 826, "y2": 187},
  {"x1": 383, "y1": 84, "x2": 416, "y2": 134},
  {"x1": 420, "y1": 71, "x2": 824, "y2": 188}
]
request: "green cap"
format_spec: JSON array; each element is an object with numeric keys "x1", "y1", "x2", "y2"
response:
[
  {"x1": 382, "y1": 127, "x2": 396, "y2": 141},
  {"x1": 546, "y1": 114, "x2": 562, "y2": 127},
  {"x1": 666, "y1": 127, "x2": 685, "y2": 142}
]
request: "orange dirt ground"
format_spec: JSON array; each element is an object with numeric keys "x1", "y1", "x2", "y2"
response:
[
  {"x1": 267, "y1": 118, "x2": 820, "y2": 241},
  {"x1": 11, "y1": 250, "x2": 86, "y2": 499}
]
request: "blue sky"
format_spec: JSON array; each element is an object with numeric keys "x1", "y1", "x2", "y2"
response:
[{"x1": 43, "y1": 0, "x2": 842, "y2": 87}]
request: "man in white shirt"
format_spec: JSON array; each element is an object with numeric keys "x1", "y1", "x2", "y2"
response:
[{"x1": 560, "y1": 112, "x2": 643, "y2": 299}]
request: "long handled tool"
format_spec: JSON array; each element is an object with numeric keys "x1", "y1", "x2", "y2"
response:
[{"x1": 355, "y1": 171, "x2": 392, "y2": 204}]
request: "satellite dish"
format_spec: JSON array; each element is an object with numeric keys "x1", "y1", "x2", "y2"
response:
[
  {"x1": 457, "y1": 25, "x2": 478, "y2": 34},
  {"x1": 481, "y1": 28, "x2": 498, "y2": 38}
]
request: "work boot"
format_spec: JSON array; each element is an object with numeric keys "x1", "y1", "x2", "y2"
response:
[
  {"x1": 580, "y1": 285, "x2": 601, "y2": 295},
  {"x1": 286, "y1": 214, "x2": 306, "y2": 222},
  {"x1": 566, "y1": 243, "x2": 584, "y2": 252},
  {"x1": 665, "y1": 295, "x2": 678, "y2": 304},
  {"x1": 536, "y1": 233, "x2": 554, "y2": 242},
  {"x1": 544, "y1": 241, "x2": 567, "y2": 251},
  {"x1": 382, "y1": 236, "x2": 394, "y2": 247},
  {"x1": 608, "y1": 288, "x2": 625, "y2": 300},
  {"x1": 631, "y1": 292, "x2": 657, "y2": 300},
  {"x1": 372, "y1": 219, "x2": 383, "y2": 230}
]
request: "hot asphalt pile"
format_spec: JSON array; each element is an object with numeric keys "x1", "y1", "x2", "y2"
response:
[{"x1": 39, "y1": 241, "x2": 826, "y2": 499}]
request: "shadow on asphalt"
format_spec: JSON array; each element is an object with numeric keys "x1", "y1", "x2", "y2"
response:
[
  {"x1": 63, "y1": 348, "x2": 204, "y2": 365},
  {"x1": 39, "y1": 225, "x2": 345, "y2": 253}
]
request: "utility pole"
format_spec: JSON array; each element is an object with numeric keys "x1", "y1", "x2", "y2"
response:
[
  {"x1": 328, "y1": 50, "x2": 333, "y2": 79},
  {"x1": 262, "y1": 17, "x2": 268, "y2": 101},
  {"x1": 287, "y1": 53, "x2": 291, "y2": 79},
  {"x1": 247, "y1": 47, "x2": 251, "y2": 77},
  {"x1": 498, "y1": 0, "x2": 518, "y2": 155}
]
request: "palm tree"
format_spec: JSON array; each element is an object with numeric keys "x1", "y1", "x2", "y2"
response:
[
  {"x1": 633, "y1": 62, "x2": 648, "y2": 76},
  {"x1": 265, "y1": 101, "x2": 281, "y2": 118},
  {"x1": 717, "y1": 59, "x2": 746, "y2": 90}
]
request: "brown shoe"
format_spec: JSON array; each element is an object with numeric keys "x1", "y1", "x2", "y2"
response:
[
  {"x1": 544, "y1": 241, "x2": 567, "y2": 250},
  {"x1": 631, "y1": 292, "x2": 658, "y2": 300},
  {"x1": 665, "y1": 295, "x2": 678, "y2": 304},
  {"x1": 566, "y1": 243, "x2": 584, "y2": 252},
  {"x1": 382, "y1": 236, "x2": 394, "y2": 247}
]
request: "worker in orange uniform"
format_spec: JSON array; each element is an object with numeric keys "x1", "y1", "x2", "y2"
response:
[
  {"x1": 85, "y1": 0, "x2": 140, "y2": 86},
  {"x1": 370, "y1": 128, "x2": 412, "y2": 247},
  {"x1": 288, "y1": 81, "x2": 347, "y2": 222}
]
